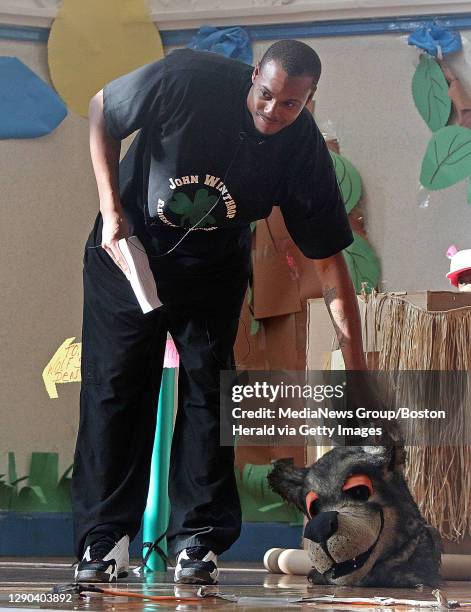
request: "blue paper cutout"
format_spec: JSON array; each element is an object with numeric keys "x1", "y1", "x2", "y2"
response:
[
  {"x1": 408, "y1": 22, "x2": 462, "y2": 57},
  {"x1": 187, "y1": 26, "x2": 253, "y2": 65},
  {"x1": 0, "y1": 57, "x2": 67, "y2": 139}
]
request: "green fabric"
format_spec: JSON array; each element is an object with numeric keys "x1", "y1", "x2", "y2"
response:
[
  {"x1": 330, "y1": 151, "x2": 362, "y2": 214},
  {"x1": 420, "y1": 126, "x2": 471, "y2": 190},
  {"x1": 412, "y1": 55, "x2": 451, "y2": 132},
  {"x1": 344, "y1": 232, "x2": 380, "y2": 293}
]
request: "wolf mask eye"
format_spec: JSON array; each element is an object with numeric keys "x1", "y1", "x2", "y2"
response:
[
  {"x1": 342, "y1": 474, "x2": 374, "y2": 501},
  {"x1": 305, "y1": 490, "x2": 319, "y2": 518}
]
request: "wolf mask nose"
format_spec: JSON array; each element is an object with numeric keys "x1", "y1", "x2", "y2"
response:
[{"x1": 304, "y1": 511, "x2": 339, "y2": 544}]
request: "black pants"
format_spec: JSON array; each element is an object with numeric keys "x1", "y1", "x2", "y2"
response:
[{"x1": 72, "y1": 233, "x2": 244, "y2": 559}]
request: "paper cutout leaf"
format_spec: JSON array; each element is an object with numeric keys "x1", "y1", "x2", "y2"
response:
[
  {"x1": 0, "y1": 483, "x2": 13, "y2": 510},
  {"x1": 412, "y1": 56, "x2": 451, "y2": 132},
  {"x1": 0, "y1": 453, "x2": 73, "y2": 512},
  {"x1": 8, "y1": 452, "x2": 17, "y2": 485},
  {"x1": 11, "y1": 485, "x2": 48, "y2": 511},
  {"x1": 29, "y1": 453, "x2": 58, "y2": 490},
  {"x1": 235, "y1": 464, "x2": 302, "y2": 523},
  {"x1": 0, "y1": 57, "x2": 67, "y2": 139},
  {"x1": 250, "y1": 317, "x2": 260, "y2": 335},
  {"x1": 258, "y1": 502, "x2": 285, "y2": 512},
  {"x1": 48, "y1": 0, "x2": 164, "y2": 117},
  {"x1": 330, "y1": 151, "x2": 362, "y2": 213},
  {"x1": 420, "y1": 126, "x2": 471, "y2": 190},
  {"x1": 344, "y1": 233, "x2": 380, "y2": 293}
]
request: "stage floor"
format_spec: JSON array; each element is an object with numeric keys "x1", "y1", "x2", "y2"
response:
[{"x1": 0, "y1": 558, "x2": 470, "y2": 611}]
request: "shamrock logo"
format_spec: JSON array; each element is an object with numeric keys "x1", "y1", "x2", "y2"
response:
[{"x1": 168, "y1": 188, "x2": 218, "y2": 227}]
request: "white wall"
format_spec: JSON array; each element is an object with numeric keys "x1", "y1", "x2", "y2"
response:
[{"x1": 1, "y1": 29, "x2": 471, "y2": 476}]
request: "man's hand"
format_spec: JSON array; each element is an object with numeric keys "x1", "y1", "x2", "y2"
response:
[
  {"x1": 101, "y1": 211, "x2": 130, "y2": 275},
  {"x1": 313, "y1": 251, "x2": 367, "y2": 371}
]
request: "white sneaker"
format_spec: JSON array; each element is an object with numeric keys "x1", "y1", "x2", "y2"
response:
[
  {"x1": 174, "y1": 546, "x2": 218, "y2": 584},
  {"x1": 75, "y1": 534, "x2": 129, "y2": 582}
]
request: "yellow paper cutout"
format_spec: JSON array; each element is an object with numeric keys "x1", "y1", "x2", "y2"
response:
[
  {"x1": 42, "y1": 337, "x2": 81, "y2": 399},
  {"x1": 47, "y1": 0, "x2": 164, "y2": 117}
]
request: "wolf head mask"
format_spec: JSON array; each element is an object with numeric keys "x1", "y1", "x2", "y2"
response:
[{"x1": 268, "y1": 446, "x2": 441, "y2": 587}]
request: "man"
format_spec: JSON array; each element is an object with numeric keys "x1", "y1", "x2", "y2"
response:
[{"x1": 72, "y1": 39, "x2": 366, "y2": 586}]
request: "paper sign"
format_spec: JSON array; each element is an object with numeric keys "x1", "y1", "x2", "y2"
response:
[
  {"x1": 48, "y1": 0, "x2": 164, "y2": 117},
  {"x1": 42, "y1": 337, "x2": 81, "y2": 399},
  {"x1": 0, "y1": 57, "x2": 67, "y2": 139},
  {"x1": 43, "y1": 334, "x2": 178, "y2": 398}
]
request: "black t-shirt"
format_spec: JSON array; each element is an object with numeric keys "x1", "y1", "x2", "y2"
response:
[{"x1": 102, "y1": 49, "x2": 353, "y2": 307}]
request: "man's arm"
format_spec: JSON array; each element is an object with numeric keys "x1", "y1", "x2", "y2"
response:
[
  {"x1": 313, "y1": 251, "x2": 367, "y2": 370},
  {"x1": 88, "y1": 90, "x2": 129, "y2": 273}
]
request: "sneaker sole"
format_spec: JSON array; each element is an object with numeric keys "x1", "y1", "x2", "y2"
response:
[
  {"x1": 76, "y1": 569, "x2": 128, "y2": 583},
  {"x1": 175, "y1": 569, "x2": 217, "y2": 585}
]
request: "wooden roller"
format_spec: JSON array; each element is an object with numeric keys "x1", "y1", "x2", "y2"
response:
[{"x1": 264, "y1": 548, "x2": 471, "y2": 580}]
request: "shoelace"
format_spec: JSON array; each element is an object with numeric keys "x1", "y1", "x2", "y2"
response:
[
  {"x1": 185, "y1": 546, "x2": 209, "y2": 560},
  {"x1": 88, "y1": 535, "x2": 118, "y2": 561}
]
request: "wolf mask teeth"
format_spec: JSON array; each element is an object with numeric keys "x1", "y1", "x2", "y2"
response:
[{"x1": 306, "y1": 508, "x2": 384, "y2": 579}]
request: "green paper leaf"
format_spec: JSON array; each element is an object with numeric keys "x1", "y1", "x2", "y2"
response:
[
  {"x1": 235, "y1": 464, "x2": 302, "y2": 523},
  {"x1": 11, "y1": 485, "x2": 47, "y2": 511},
  {"x1": 59, "y1": 464, "x2": 73, "y2": 482},
  {"x1": 258, "y1": 502, "x2": 285, "y2": 512},
  {"x1": 10, "y1": 476, "x2": 28, "y2": 487},
  {"x1": 344, "y1": 233, "x2": 380, "y2": 293},
  {"x1": 8, "y1": 452, "x2": 17, "y2": 485},
  {"x1": 412, "y1": 56, "x2": 451, "y2": 132},
  {"x1": 29, "y1": 452, "x2": 58, "y2": 489},
  {"x1": 330, "y1": 151, "x2": 362, "y2": 214},
  {"x1": 0, "y1": 483, "x2": 13, "y2": 510},
  {"x1": 420, "y1": 126, "x2": 471, "y2": 190},
  {"x1": 250, "y1": 317, "x2": 260, "y2": 336}
]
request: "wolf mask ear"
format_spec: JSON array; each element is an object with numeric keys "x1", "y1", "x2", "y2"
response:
[
  {"x1": 268, "y1": 459, "x2": 308, "y2": 513},
  {"x1": 362, "y1": 445, "x2": 407, "y2": 473}
]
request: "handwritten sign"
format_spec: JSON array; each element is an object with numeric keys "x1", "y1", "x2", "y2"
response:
[
  {"x1": 42, "y1": 337, "x2": 81, "y2": 399},
  {"x1": 42, "y1": 336, "x2": 179, "y2": 399}
]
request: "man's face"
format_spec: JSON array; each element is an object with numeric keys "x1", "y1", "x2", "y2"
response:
[{"x1": 246, "y1": 60, "x2": 317, "y2": 136}]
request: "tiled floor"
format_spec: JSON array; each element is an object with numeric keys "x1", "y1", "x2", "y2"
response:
[{"x1": 0, "y1": 559, "x2": 470, "y2": 611}]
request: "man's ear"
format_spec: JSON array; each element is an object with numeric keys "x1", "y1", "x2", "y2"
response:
[
  {"x1": 304, "y1": 87, "x2": 316, "y2": 112},
  {"x1": 268, "y1": 459, "x2": 308, "y2": 513},
  {"x1": 251, "y1": 64, "x2": 260, "y2": 84}
]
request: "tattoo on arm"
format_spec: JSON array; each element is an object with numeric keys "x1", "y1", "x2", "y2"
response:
[{"x1": 322, "y1": 285, "x2": 350, "y2": 348}]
